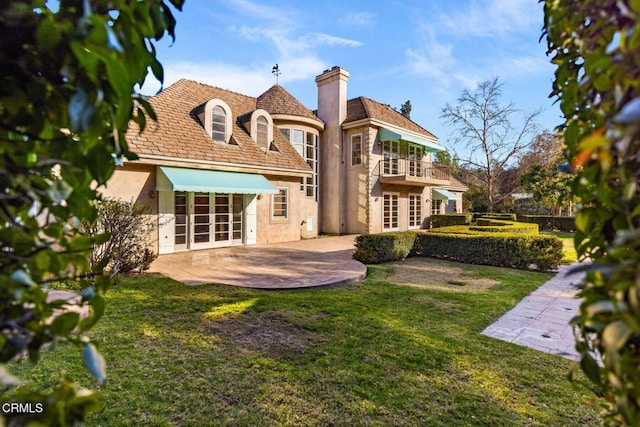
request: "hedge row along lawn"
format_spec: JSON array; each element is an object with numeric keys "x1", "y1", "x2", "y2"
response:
[{"x1": 17, "y1": 259, "x2": 599, "y2": 425}]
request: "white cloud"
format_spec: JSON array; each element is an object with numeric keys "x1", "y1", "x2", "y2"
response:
[
  {"x1": 439, "y1": 0, "x2": 541, "y2": 38},
  {"x1": 403, "y1": 26, "x2": 479, "y2": 89},
  {"x1": 339, "y1": 11, "x2": 377, "y2": 27},
  {"x1": 139, "y1": 56, "x2": 326, "y2": 97}
]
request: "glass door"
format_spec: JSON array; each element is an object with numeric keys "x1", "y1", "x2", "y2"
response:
[
  {"x1": 174, "y1": 191, "x2": 188, "y2": 251},
  {"x1": 191, "y1": 192, "x2": 213, "y2": 249},
  {"x1": 408, "y1": 144, "x2": 423, "y2": 177},
  {"x1": 232, "y1": 194, "x2": 243, "y2": 243},
  {"x1": 383, "y1": 140, "x2": 399, "y2": 175}
]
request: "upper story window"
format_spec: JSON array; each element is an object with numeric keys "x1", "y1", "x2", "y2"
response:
[
  {"x1": 351, "y1": 134, "x2": 362, "y2": 166},
  {"x1": 249, "y1": 109, "x2": 273, "y2": 151},
  {"x1": 211, "y1": 106, "x2": 226, "y2": 142},
  {"x1": 200, "y1": 99, "x2": 232, "y2": 143},
  {"x1": 256, "y1": 115, "x2": 268, "y2": 148}
]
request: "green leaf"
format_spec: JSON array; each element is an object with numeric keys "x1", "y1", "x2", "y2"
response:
[
  {"x1": 83, "y1": 343, "x2": 107, "y2": 384},
  {"x1": 50, "y1": 312, "x2": 80, "y2": 336},
  {"x1": 36, "y1": 18, "x2": 61, "y2": 50},
  {"x1": 87, "y1": 145, "x2": 115, "y2": 185},
  {"x1": 603, "y1": 320, "x2": 632, "y2": 352}
]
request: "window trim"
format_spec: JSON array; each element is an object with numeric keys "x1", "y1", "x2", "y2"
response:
[
  {"x1": 351, "y1": 133, "x2": 362, "y2": 166},
  {"x1": 203, "y1": 99, "x2": 232, "y2": 143},
  {"x1": 271, "y1": 187, "x2": 288, "y2": 220},
  {"x1": 250, "y1": 109, "x2": 273, "y2": 151}
]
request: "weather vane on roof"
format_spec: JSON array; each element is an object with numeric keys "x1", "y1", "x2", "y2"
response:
[{"x1": 272, "y1": 63, "x2": 281, "y2": 84}]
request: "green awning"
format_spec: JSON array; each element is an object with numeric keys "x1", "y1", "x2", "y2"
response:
[
  {"x1": 156, "y1": 166, "x2": 278, "y2": 194},
  {"x1": 379, "y1": 127, "x2": 444, "y2": 153},
  {"x1": 432, "y1": 188, "x2": 461, "y2": 200}
]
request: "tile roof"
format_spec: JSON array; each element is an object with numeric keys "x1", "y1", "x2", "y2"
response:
[
  {"x1": 256, "y1": 85, "x2": 321, "y2": 122},
  {"x1": 125, "y1": 79, "x2": 311, "y2": 172},
  {"x1": 344, "y1": 97, "x2": 438, "y2": 140}
]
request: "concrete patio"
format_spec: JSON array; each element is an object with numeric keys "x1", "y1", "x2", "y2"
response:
[{"x1": 148, "y1": 234, "x2": 367, "y2": 289}]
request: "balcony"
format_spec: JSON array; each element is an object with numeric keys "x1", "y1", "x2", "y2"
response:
[{"x1": 374, "y1": 158, "x2": 450, "y2": 186}]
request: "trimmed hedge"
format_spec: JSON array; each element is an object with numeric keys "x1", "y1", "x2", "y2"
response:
[
  {"x1": 413, "y1": 232, "x2": 563, "y2": 271},
  {"x1": 431, "y1": 213, "x2": 473, "y2": 228},
  {"x1": 472, "y1": 219, "x2": 539, "y2": 235},
  {"x1": 520, "y1": 215, "x2": 576, "y2": 232},
  {"x1": 353, "y1": 232, "x2": 418, "y2": 264},
  {"x1": 353, "y1": 224, "x2": 563, "y2": 271},
  {"x1": 473, "y1": 213, "x2": 518, "y2": 221}
]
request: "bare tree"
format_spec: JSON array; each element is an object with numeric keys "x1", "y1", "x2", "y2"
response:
[{"x1": 441, "y1": 77, "x2": 542, "y2": 212}]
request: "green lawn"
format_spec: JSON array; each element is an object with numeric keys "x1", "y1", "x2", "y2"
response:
[
  {"x1": 542, "y1": 232, "x2": 578, "y2": 264},
  {"x1": 16, "y1": 259, "x2": 599, "y2": 425}
]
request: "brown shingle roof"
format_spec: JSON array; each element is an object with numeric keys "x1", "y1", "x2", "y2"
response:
[
  {"x1": 344, "y1": 97, "x2": 438, "y2": 140},
  {"x1": 125, "y1": 79, "x2": 311, "y2": 172},
  {"x1": 256, "y1": 85, "x2": 320, "y2": 122}
]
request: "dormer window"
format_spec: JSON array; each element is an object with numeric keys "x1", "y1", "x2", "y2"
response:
[
  {"x1": 198, "y1": 99, "x2": 232, "y2": 143},
  {"x1": 249, "y1": 109, "x2": 273, "y2": 151},
  {"x1": 211, "y1": 106, "x2": 226, "y2": 142},
  {"x1": 256, "y1": 115, "x2": 268, "y2": 148}
]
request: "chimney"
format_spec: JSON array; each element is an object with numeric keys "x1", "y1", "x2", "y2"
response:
[{"x1": 315, "y1": 66, "x2": 349, "y2": 234}]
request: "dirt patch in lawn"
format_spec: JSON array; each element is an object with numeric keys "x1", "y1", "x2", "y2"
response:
[
  {"x1": 209, "y1": 312, "x2": 319, "y2": 360},
  {"x1": 384, "y1": 258, "x2": 499, "y2": 292}
]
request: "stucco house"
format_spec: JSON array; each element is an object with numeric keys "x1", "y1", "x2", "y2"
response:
[{"x1": 102, "y1": 66, "x2": 463, "y2": 254}]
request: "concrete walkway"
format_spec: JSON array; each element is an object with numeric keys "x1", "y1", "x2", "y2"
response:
[
  {"x1": 148, "y1": 235, "x2": 367, "y2": 289},
  {"x1": 482, "y1": 264, "x2": 585, "y2": 360}
]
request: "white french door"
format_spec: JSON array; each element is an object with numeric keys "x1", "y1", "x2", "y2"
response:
[{"x1": 173, "y1": 192, "x2": 243, "y2": 250}]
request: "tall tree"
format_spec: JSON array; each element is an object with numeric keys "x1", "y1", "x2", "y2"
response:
[
  {"x1": 544, "y1": 1, "x2": 640, "y2": 424},
  {"x1": 400, "y1": 100, "x2": 412, "y2": 119},
  {"x1": 441, "y1": 77, "x2": 542, "y2": 212},
  {"x1": 0, "y1": 0, "x2": 182, "y2": 424}
]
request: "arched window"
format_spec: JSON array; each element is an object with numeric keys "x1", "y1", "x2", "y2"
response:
[
  {"x1": 199, "y1": 99, "x2": 232, "y2": 143},
  {"x1": 249, "y1": 109, "x2": 273, "y2": 151},
  {"x1": 256, "y1": 115, "x2": 268, "y2": 149},
  {"x1": 211, "y1": 105, "x2": 226, "y2": 142}
]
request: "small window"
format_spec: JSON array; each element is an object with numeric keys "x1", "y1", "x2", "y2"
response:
[
  {"x1": 256, "y1": 115, "x2": 268, "y2": 148},
  {"x1": 211, "y1": 106, "x2": 226, "y2": 142},
  {"x1": 272, "y1": 188, "x2": 288, "y2": 219},
  {"x1": 351, "y1": 134, "x2": 362, "y2": 166},
  {"x1": 280, "y1": 128, "x2": 291, "y2": 141}
]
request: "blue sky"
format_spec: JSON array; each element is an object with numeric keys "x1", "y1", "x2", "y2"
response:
[{"x1": 142, "y1": 0, "x2": 559, "y2": 152}]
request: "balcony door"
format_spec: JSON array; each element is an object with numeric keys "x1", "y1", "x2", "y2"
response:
[
  {"x1": 382, "y1": 140, "x2": 399, "y2": 174},
  {"x1": 408, "y1": 144, "x2": 424, "y2": 177}
]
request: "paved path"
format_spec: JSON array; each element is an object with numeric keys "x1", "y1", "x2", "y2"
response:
[
  {"x1": 47, "y1": 290, "x2": 90, "y2": 318},
  {"x1": 149, "y1": 235, "x2": 367, "y2": 289},
  {"x1": 482, "y1": 264, "x2": 585, "y2": 360}
]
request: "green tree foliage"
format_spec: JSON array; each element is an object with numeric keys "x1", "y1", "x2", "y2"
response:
[
  {"x1": 441, "y1": 77, "x2": 542, "y2": 212},
  {"x1": 400, "y1": 100, "x2": 412, "y2": 119},
  {"x1": 520, "y1": 155, "x2": 573, "y2": 216},
  {"x1": 0, "y1": 0, "x2": 182, "y2": 424},
  {"x1": 544, "y1": 1, "x2": 640, "y2": 423}
]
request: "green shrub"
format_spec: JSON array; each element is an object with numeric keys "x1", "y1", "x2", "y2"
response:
[
  {"x1": 473, "y1": 212, "x2": 518, "y2": 221},
  {"x1": 472, "y1": 219, "x2": 539, "y2": 235},
  {"x1": 431, "y1": 213, "x2": 473, "y2": 228},
  {"x1": 414, "y1": 232, "x2": 563, "y2": 271},
  {"x1": 520, "y1": 215, "x2": 575, "y2": 232},
  {"x1": 353, "y1": 232, "x2": 418, "y2": 264}
]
